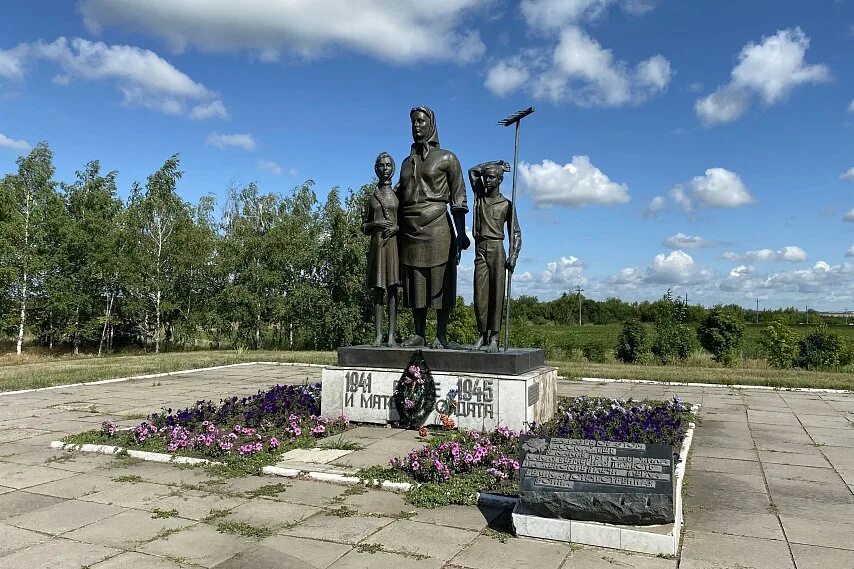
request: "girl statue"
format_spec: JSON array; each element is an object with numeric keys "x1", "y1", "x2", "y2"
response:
[{"x1": 362, "y1": 152, "x2": 400, "y2": 347}]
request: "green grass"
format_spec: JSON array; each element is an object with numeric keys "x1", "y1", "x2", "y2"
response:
[
  {"x1": 0, "y1": 349, "x2": 335, "y2": 392},
  {"x1": 554, "y1": 360, "x2": 854, "y2": 390},
  {"x1": 215, "y1": 521, "x2": 272, "y2": 538},
  {"x1": 520, "y1": 322, "x2": 854, "y2": 360}
]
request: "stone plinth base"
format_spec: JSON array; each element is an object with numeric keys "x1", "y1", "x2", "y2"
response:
[
  {"x1": 337, "y1": 346, "x2": 545, "y2": 376},
  {"x1": 512, "y1": 504, "x2": 678, "y2": 556},
  {"x1": 320, "y1": 365, "x2": 557, "y2": 432}
]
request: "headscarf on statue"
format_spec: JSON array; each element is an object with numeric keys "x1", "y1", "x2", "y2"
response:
[{"x1": 409, "y1": 106, "x2": 440, "y2": 160}]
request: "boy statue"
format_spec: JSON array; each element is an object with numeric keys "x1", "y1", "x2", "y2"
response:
[{"x1": 468, "y1": 161, "x2": 521, "y2": 353}]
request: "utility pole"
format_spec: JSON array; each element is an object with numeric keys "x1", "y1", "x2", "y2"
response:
[
  {"x1": 755, "y1": 298, "x2": 760, "y2": 325},
  {"x1": 498, "y1": 106, "x2": 535, "y2": 351},
  {"x1": 805, "y1": 305, "x2": 809, "y2": 325},
  {"x1": 846, "y1": 308, "x2": 849, "y2": 326},
  {"x1": 574, "y1": 285, "x2": 584, "y2": 326}
]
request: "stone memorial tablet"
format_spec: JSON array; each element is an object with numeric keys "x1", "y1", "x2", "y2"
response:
[{"x1": 518, "y1": 435, "x2": 675, "y2": 525}]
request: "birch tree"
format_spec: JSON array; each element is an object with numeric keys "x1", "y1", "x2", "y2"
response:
[
  {"x1": 0, "y1": 143, "x2": 55, "y2": 354},
  {"x1": 129, "y1": 155, "x2": 185, "y2": 353}
]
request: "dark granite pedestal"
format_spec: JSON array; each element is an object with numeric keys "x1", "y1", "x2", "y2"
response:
[{"x1": 337, "y1": 345, "x2": 545, "y2": 376}]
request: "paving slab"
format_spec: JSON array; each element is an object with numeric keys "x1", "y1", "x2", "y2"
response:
[
  {"x1": 0, "y1": 462, "x2": 77, "y2": 489},
  {"x1": 449, "y1": 535, "x2": 571, "y2": 569},
  {"x1": 8, "y1": 498, "x2": 124, "y2": 535},
  {"x1": 279, "y1": 511, "x2": 392, "y2": 545},
  {"x1": 0, "y1": 523, "x2": 49, "y2": 556},
  {"x1": 411, "y1": 504, "x2": 501, "y2": 531},
  {"x1": 339, "y1": 487, "x2": 411, "y2": 516},
  {"x1": 328, "y1": 549, "x2": 444, "y2": 569},
  {"x1": 257, "y1": 535, "x2": 353, "y2": 568},
  {"x1": 89, "y1": 551, "x2": 186, "y2": 568},
  {"x1": 221, "y1": 498, "x2": 319, "y2": 529},
  {"x1": 0, "y1": 538, "x2": 121, "y2": 569},
  {"x1": 365, "y1": 519, "x2": 478, "y2": 560},
  {"x1": 780, "y1": 516, "x2": 854, "y2": 550},
  {"x1": 757, "y1": 450, "x2": 830, "y2": 468},
  {"x1": 790, "y1": 544, "x2": 854, "y2": 569},
  {"x1": 561, "y1": 547, "x2": 677, "y2": 568},
  {"x1": 137, "y1": 522, "x2": 255, "y2": 568},
  {"x1": 62, "y1": 508, "x2": 195, "y2": 549},
  {"x1": 0, "y1": 490, "x2": 65, "y2": 521},
  {"x1": 679, "y1": 530, "x2": 795, "y2": 569}
]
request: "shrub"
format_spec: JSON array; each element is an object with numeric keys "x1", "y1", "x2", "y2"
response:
[
  {"x1": 796, "y1": 326, "x2": 843, "y2": 370},
  {"x1": 651, "y1": 323, "x2": 695, "y2": 364},
  {"x1": 582, "y1": 341, "x2": 609, "y2": 363},
  {"x1": 760, "y1": 321, "x2": 799, "y2": 369},
  {"x1": 650, "y1": 290, "x2": 694, "y2": 364},
  {"x1": 615, "y1": 319, "x2": 647, "y2": 363},
  {"x1": 698, "y1": 308, "x2": 745, "y2": 366}
]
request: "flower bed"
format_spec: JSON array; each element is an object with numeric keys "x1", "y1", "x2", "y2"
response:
[
  {"x1": 64, "y1": 383, "x2": 349, "y2": 474},
  {"x1": 370, "y1": 395, "x2": 693, "y2": 508}
]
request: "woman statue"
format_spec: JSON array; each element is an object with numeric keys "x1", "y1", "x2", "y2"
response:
[
  {"x1": 397, "y1": 106, "x2": 469, "y2": 349},
  {"x1": 362, "y1": 152, "x2": 400, "y2": 347}
]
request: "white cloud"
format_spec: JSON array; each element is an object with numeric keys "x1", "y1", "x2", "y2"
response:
[
  {"x1": 519, "y1": 155, "x2": 630, "y2": 207},
  {"x1": 840, "y1": 167, "x2": 854, "y2": 182},
  {"x1": 696, "y1": 28, "x2": 829, "y2": 125},
  {"x1": 670, "y1": 168, "x2": 755, "y2": 212},
  {"x1": 80, "y1": 0, "x2": 486, "y2": 65},
  {"x1": 844, "y1": 209, "x2": 854, "y2": 223},
  {"x1": 0, "y1": 37, "x2": 226, "y2": 119},
  {"x1": 846, "y1": 246, "x2": 854, "y2": 258},
  {"x1": 0, "y1": 133, "x2": 31, "y2": 151},
  {"x1": 643, "y1": 196, "x2": 666, "y2": 218},
  {"x1": 613, "y1": 250, "x2": 711, "y2": 287},
  {"x1": 765, "y1": 261, "x2": 852, "y2": 295},
  {"x1": 0, "y1": 45, "x2": 27, "y2": 80},
  {"x1": 542, "y1": 256, "x2": 585, "y2": 284},
  {"x1": 257, "y1": 159, "x2": 283, "y2": 175},
  {"x1": 206, "y1": 132, "x2": 256, "y2": 151},
  {"x1": 190, "y1": 100, "x2": 228, "y2": 120},
  {"x1": 720, "y1": 246, "x2": 807, "y2": 263},
  {"x1": 511, "y1": 255, "x2": 588, "y2": 298},
  {"x1": 662, "y1": 233, "x2": 717, "y2": 249},
  {"x1": 484, "y1": 57, "x2": 529, "y2": 97},
  {"x1": 520, "y1": 0, "x2": 656, "y2": 29},
  {"x1": 488, "y1": 25, "x2": 671, "y2": 106}
]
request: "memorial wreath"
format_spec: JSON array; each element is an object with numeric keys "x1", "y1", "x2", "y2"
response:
[{"x1": 393, "y1": 350, "x2": 437, "y2": 428}]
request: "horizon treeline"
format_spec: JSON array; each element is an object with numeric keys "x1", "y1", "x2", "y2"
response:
[{"x1": 0, "y1": 144, "x2": 845, "y2": 356}]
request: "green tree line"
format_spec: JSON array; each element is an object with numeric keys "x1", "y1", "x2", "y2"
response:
[{"x1": 0, "y1": 143, "x2": 372, "y2": 354}]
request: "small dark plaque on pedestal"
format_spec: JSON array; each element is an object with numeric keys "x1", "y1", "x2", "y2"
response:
[
  {"x1": 518, "y1": 435, "x2": 675, "y2": 525},
  {"x1": 337, "y1": 346, "x2": 545, "y2": 376}
]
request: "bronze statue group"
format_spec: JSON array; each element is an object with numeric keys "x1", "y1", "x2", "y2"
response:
[{"x1": 363, "y1": 106, "x2": 521, "y2": 353}]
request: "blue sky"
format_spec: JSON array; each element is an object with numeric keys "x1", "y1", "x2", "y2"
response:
[{"x1": 1, "y1": 1, "x2": 852, "y2": 309}]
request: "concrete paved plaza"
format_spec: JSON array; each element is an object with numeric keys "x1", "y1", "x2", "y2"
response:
[{"x1": 0, "y1": 363, "x2": 853, "y2": 568}]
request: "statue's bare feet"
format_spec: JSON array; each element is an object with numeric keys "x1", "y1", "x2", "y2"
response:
[
  {"x1": 430, "y1": 337, "x2": 448, "y2": 350},
  {"x1": 386, "y1": 338, "x2": 399, "y2": 348},
  {"x1": 371, "y1": 336, "x2": 383, "y2": 348},
  {"x1": 486, "y1": 335, "x2": 499, "y2": 353},
  {"x1": 471, "y1": 334, "x2": 485, "y2": 351},
  {"x1": 401, "y1": 334, "x2": 425, "y2": 347}
]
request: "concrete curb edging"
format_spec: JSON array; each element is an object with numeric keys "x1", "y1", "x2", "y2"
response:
[
  {"x1": 2, "y1": 361, "x2": 327, "y2": 397},
  {"x1": 573, "y1": 376, "x2": 852, "y2": 394},
  {"x1": 49, "y1": 441, "x2": 218, "y2": 465}
]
